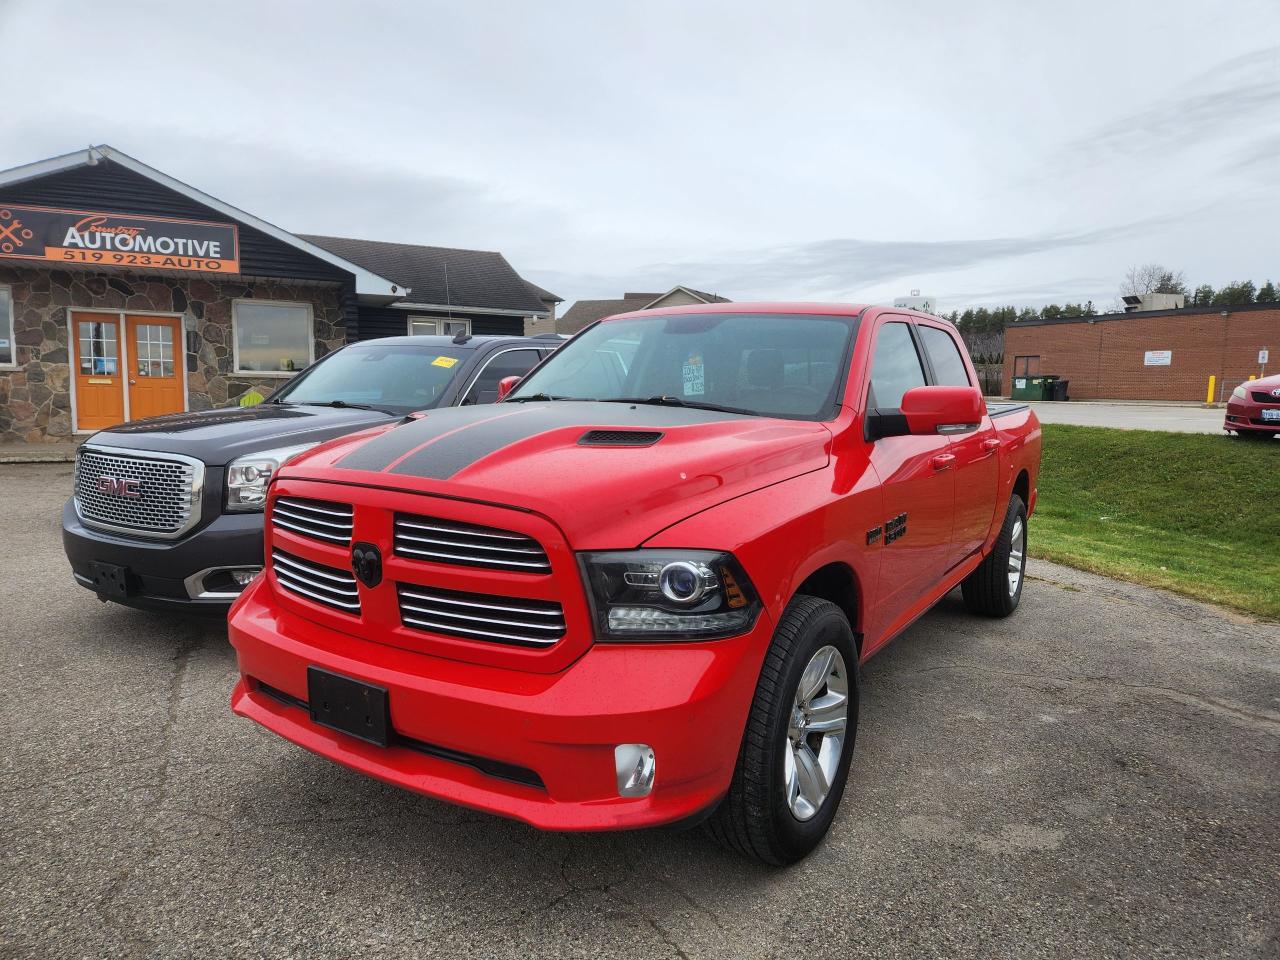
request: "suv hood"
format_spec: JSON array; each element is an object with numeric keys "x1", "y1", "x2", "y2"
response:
[
  {"x1": 288, "y1": 401, "x2": 832, "y2": 548},
  {"x1": 85, "y1": 404, "x2": 395, "y2": 466}
]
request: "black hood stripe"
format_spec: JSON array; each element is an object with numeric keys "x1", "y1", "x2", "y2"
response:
[
  {"x1": 336, "y1": 404, "x2": 522, "y2": 472},
  {"x1": 338, "y1": 401, "x2": 742, "y2": 480}
]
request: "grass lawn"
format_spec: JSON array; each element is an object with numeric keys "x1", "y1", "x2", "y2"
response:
[{"x1": 1030, "y1": 424, "x2": 1280, "y2": 620}]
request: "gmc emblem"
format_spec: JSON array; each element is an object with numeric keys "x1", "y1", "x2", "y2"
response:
[{"x1": 96, "y1": 476, "x2": 142, "y2": 498}]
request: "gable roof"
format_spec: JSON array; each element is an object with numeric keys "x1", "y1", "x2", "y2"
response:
[
  {"x1": 0, "y1": 145, "x2": 403, "y2": 299},
  {"x1": 300, "y1": 234, "x2": 549, "y2": 315},
  {"x1": 558, "y1": 287, "x2": 732, "y2": 333}
]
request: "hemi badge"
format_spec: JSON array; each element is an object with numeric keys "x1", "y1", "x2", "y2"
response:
[{"x1": 866, "y1": 526, "x2": 882, "y2": 545}]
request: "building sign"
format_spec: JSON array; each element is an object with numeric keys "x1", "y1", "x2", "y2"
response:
[
  {"x1": 0, "y1": 204, "x2": 239, "y2": 274},
  {"x1": 1143, "y1": 350, "x2": 1172, "y2": 366}
]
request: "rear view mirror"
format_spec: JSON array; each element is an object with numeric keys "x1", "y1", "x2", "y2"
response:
[
  {"x1": 867, "y1": 386, "x2": 984, "y2": 439},
  {"x1": 900, "y1": 386, "x2": 984, "y2": 435},
  {"x1": 496, "y1": 376, "x2": 521, "y2": 401}
]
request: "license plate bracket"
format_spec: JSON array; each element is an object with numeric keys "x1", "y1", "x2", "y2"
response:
[
  {"x1": 87, "y1": 560, "x2": 133, "y2": 598},
  {"x1": 307, "y1": 667, "x2": 390, "y2": 747}
]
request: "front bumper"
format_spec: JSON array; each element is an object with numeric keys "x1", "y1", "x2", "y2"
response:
[
  {"x1": 1225, "y1": 396, "x2": 1280, "y2": 434},
  {"x1": 62, "y1": 498, "x2": 265, "y2": 612},
  {"x1": 228, "y1": 577, "x2": 774, "y2": 830}
]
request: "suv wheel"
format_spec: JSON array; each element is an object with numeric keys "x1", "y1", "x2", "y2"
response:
[
  {"x1": 961, "y1": 494, "x2": 1027, "y2": 617},
  {"x1": 704, "y1": 596, "x2": 858, "y2": 865}
]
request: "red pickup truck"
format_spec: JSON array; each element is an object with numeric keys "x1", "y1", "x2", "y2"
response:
[{"x1": 228, "y1": 303, "x2": 1041, "y2": 864}]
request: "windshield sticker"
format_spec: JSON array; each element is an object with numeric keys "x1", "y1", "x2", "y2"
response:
[
  {"x1": 432, "y1": 356, "x2": 459, "y2": 368},
  {"x1": 682, "y1": 353, "x2": 705, "y2": 396}
]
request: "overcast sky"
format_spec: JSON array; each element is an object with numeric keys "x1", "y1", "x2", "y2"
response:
[{"x1": 2, "y1": 0, "x2": 1277, "y2": 312}]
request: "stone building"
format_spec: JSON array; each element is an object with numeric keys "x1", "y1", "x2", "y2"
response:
[{"x1": 0, "y1": 145, "x2": 556, "y2": 442}]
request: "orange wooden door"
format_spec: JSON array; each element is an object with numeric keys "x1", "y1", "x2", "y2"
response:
[
  {"x1": 71, "y1": 311, "x2": 126, "y2": 431},
  {"x1": 126, "y1": 315, "x2": 185, "y2": 421}
]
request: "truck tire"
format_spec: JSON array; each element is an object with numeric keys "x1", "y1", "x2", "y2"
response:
[
  {"x1": 704, "y1": 596, "x2": 858, "y2": 865},
  {"x1": 961, "y1": 494, "x2": 1027, "y2": 617}
]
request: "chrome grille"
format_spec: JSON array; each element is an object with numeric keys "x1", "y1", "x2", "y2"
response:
[
  {"x1": 394, "y1": 514, "x2": 551, "y2": 573},
  {"x1": 271, "y1": 497, "x2": 354, "y2": 545},
  {"x1": 272, "y1": 549, "x2": 361, "y2": 614},
  {"x1": 74, "y1": 445, "x2": 202, "y2": 539},
  {"x1": 398, "y1": 585, "x2": 565, "y2": 647}
]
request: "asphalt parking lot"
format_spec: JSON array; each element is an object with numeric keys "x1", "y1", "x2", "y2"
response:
[
  {"x1": 1023, "y1": 400, "x2": 1243, "y2": 435},
  {"x1": 2, "y1": 462, "x2": 1278, "y2": 960}
]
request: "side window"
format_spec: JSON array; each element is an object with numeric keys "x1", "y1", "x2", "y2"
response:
[
  {"x1": 868, "y1": 321, "x2": 926, "y2": 409},
  {"x1": 461, "y1": 349, "x2": 541, "y2": 405},
  {"x1": 919, "y1": 326, "x2": 972, "y2": 387}
]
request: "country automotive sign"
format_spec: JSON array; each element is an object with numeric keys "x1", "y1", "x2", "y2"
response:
[{"x1": 0, "y1": 204, "x2": 239, "y2": 274}]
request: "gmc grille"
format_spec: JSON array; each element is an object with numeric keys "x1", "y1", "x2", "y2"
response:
[
  {"x1": 74, "y1": 446, "x2": 202, "y2": 539},
  {"x1": 394, "y1": 514, "x2": 551, "y2": 573},
  {"x1": 271, "y1": 497, "x2": 354, "y2": 545},
  {"x1": 397, "y1": 585, "x2": 566, "y2": 647},
  {"x1": 272, "y1": 549, "x2": 361, "y2": 615}
]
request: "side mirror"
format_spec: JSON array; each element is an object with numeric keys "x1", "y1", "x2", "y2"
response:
[
  {"x1": 496, "y1": 376, "x2": 521, "y2": 402},
  {"x1": 900, "y1": 385, "x2": 985, "y2": 435}
]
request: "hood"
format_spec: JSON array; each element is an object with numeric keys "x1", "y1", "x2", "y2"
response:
[
  {"x1": 86, "y1": 403, "x2": 395, "y2": 466},
  {"x1": 286, "y1": 401, "x2": 832, "y2": 548},
  {"x1": 1241, "y1": 372, "x2": 1280, "y2": 395}
]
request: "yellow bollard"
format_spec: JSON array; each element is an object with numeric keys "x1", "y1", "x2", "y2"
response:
[
  {"x1": 1249, "y1": 374, "x2": 1256, "y2": 381},
  {"x1": 1206, "y1": 375, "x2": 1216, "y2": 405}
]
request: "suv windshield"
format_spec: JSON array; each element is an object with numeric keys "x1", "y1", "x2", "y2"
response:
[
  {"x1": 508, "y1": 313, "x2": 858, "y2": 420},
  {"x1": 272, "y1": 343, "x2": 470, "y2": 413}
]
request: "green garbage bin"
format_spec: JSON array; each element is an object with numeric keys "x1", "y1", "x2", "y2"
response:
[{"x1": 1011, "y1": 375, "x2": 1058, "y2": 401}]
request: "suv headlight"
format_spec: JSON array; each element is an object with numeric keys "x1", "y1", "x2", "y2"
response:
[
  {"x1": 580, "y1": 550, "x2": 761, "y2": 641},
  {"x1": 225, "y1": 442, "x2": 318, "y2": 512},
  {"x1": 1232, "y1": 385, "x2": 1247, "y2": 400}
]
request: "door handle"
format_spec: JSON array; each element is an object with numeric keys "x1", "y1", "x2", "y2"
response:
[
  {"x1": 980, "y1": 437, "x2": 1000, "y2": 456},
  {"x1": 129, "y1": 379, "x2": 137, "y2": 385},
  {"x1": 931, "y1": 453, "x2": 956, "y2": 471}
]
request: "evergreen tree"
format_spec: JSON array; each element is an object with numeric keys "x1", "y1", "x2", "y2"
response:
[{"x1": 1257, "y1": 281, "x2": 1277, "y2": 303}]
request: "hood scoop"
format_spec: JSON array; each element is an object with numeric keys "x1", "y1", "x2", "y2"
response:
[{"x1": 577, "y1": 429, "x2": 664, "y2": 447}]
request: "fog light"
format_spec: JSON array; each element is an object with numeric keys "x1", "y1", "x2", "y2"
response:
[
  {"x1": 231, "y1": 568, "x2": 262, "y2": 587},
  {"x1": 614, "y1": 743, "x2": 656, "y2": 797}
]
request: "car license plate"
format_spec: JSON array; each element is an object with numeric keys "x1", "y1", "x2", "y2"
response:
[
  {"x1": 87, "y1": 560, "x2": 133, "y2": 598},
  {"x1": 1262, "y1": 409, "x2": 1280, "y2": 422},
  {"x1": 307, "y1": 667, "x2": 390, "y2": 747}
]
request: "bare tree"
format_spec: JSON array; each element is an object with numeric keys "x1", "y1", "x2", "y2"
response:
[{"x1": 1121, "y1": 264, "x2": 1187, "y2": 297}]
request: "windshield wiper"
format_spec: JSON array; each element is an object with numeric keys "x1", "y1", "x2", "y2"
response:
[
  {"x1": 506, "y1": 393, "x2": 586, "y2": 403},
  {"x1": 600, "y1": 395, "x2": 751, "y2": 415},
  {"x1": 295, "y1": 400, "x2": 378, "y2": 411}
]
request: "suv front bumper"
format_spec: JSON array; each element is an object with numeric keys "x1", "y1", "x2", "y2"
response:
[
  {"x1": 62, "y1": 498, "x2": 265, "y2": 612},
  {"x1": 228, "y1": 576, "x2": 774, "y2": 830}
]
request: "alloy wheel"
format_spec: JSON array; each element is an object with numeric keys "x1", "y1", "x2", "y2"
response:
[
  {"x1": 1008, "y1": 516, "x2": 1025, "y2": 597},
  {"x1": 783, "y1": 645, "x2": 849, "y2": 821}
]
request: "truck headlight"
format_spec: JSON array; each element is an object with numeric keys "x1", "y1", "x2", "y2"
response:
[
  {"x1": 1232, "y1": 385, "x2": 1246, "y2": 400},
  {"x1": 579, "y1": 550, "x2": 761, "y2": 641},
  {"x1": 225, "y1": 442, "x2": 318, "y2": 512}
]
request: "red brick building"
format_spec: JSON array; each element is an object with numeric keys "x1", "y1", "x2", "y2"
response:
[{"x1": 1003, "y1": 303, "x2": 1279, "y2": 401}]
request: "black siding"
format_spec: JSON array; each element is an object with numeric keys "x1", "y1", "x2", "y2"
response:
[
  {"x1": 355, "y1": 305, "x2": 525, "y2": 340},
  {"x1": 0, "y1": 161, "x2": 351, "y2": 284}
]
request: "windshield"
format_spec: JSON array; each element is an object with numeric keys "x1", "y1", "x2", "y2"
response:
[
  {"x1": 272, "y1": 343, "x2": 470, "y2": 413},
  {"x1": 508, "y1": 313, "x2": 858, "y2": 419}
]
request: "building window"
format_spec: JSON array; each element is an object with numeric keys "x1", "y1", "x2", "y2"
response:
[
  {"x1": 233, "y1": 301, "x2": 313, "y2": 375},
  {"x1": 0, "y1": 285, "x2": 13, "y2": 368},
  {"x1": 408, "y1": 316, "x2": 471, "y2": 337}
]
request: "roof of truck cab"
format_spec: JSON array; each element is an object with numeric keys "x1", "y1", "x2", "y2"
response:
[{"x1": 598, "y1": 301, "x2": 875, "y2": 322}]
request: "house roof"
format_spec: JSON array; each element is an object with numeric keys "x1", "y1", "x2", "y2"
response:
[
  {"x1": 300, "y1": 234, "x2": 549, "y2": 315},
  {"x1": 558, "y1": 287, "x2": 732, "y2": 333},
  {"x1": 0, "y1": 145, "x2": 404, "y2": 299},
  {"x1": 524, "y1": 280, "x2": 563, "y2": 304},
  {"x1": 557, "y1": 293, "x2": 655, "y2": 334}
]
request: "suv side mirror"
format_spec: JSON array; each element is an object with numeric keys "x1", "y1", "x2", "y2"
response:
[
  {"x1": 867, "y1": 385, "x2": 984, "y2": 439},
  {"x1": 900, "y1": 385, "x2": 984, "y2": 435},
  {"x1": 496, "y1": 376, "x2": 521, "y2": 401}
]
